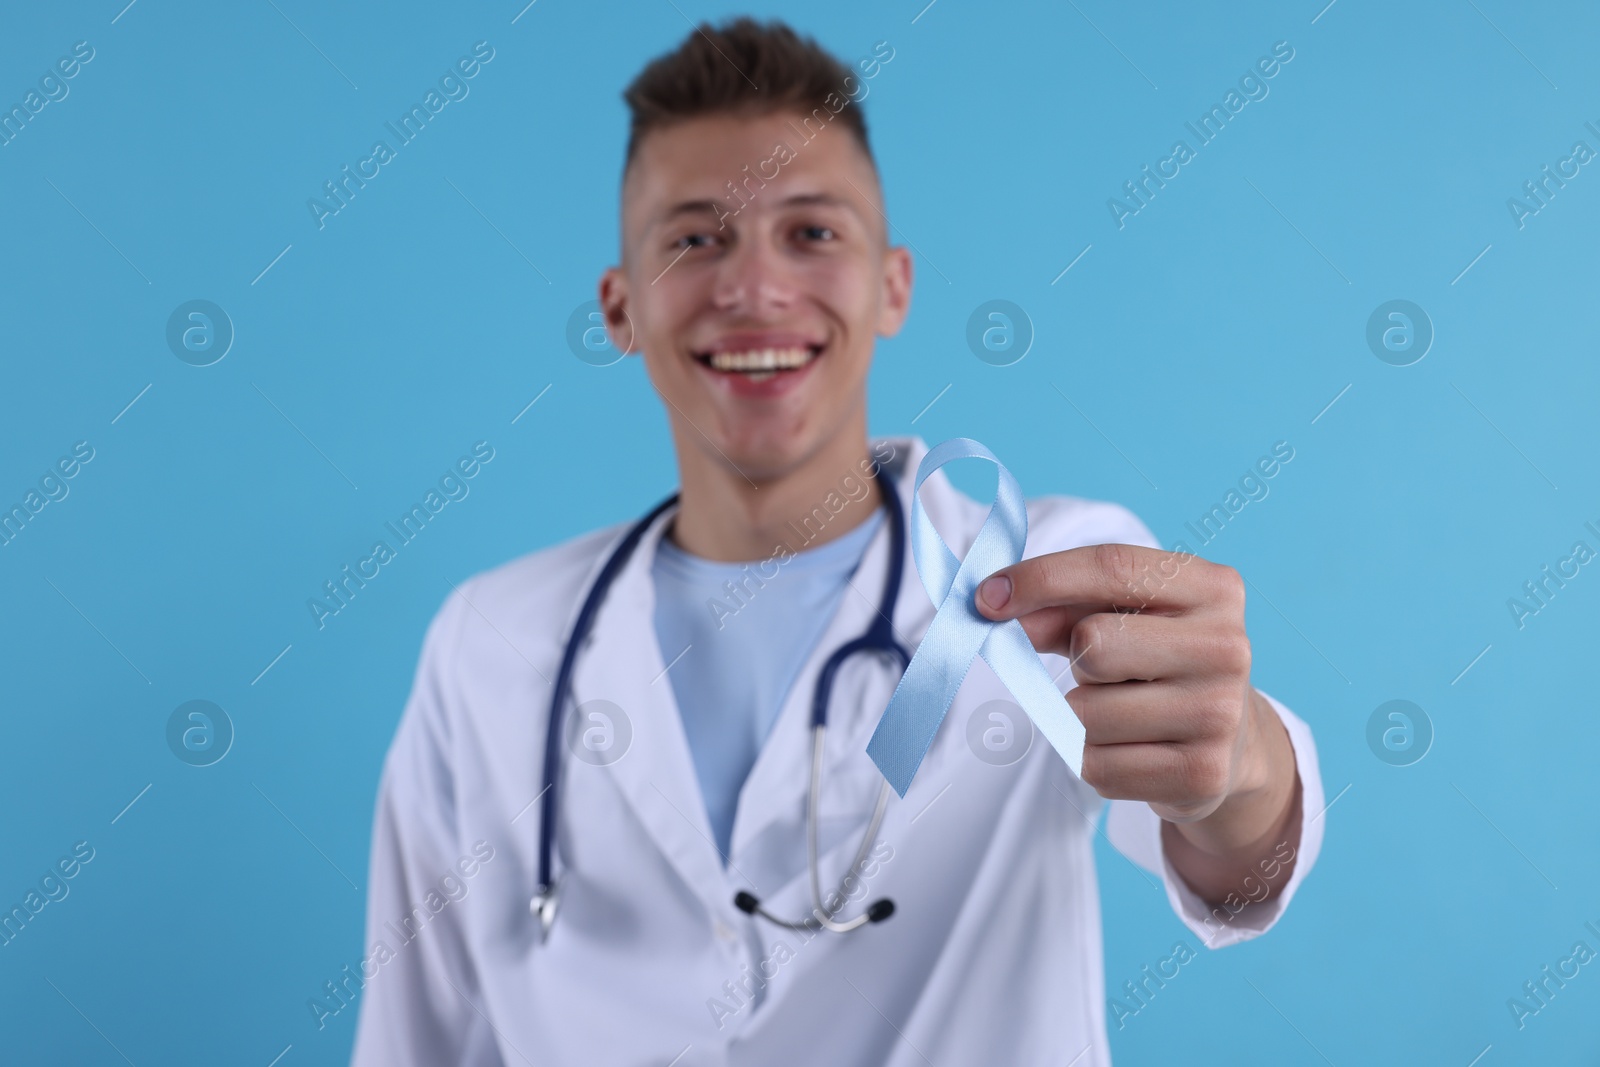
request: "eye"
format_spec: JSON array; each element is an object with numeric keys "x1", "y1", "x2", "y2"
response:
[
  {"x1": 673, "y1": 232, "x2": 718, "y2": 251},
  {"x1": 798, "y1": 224, "x2": 836, "y2": 242}
]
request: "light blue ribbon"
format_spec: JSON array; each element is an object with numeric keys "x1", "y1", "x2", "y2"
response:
[{"x1": 866, "y1": 438, "x2": 1086, "y2": 796}]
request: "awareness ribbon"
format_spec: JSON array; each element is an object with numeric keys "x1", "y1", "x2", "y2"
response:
[{"x1": 866, "y1": 438, "x2": 1085, "y2": 797}]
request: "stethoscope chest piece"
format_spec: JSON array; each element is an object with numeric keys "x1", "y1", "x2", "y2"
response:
[{"x1": 530, "y1": 881, "x2": 560, "y2": 943}]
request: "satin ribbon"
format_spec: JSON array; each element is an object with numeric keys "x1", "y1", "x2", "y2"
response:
[{"x1": 866, "y1": 438, "x2": 1085, "y2": 796}]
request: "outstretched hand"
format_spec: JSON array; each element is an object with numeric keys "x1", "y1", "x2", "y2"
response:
[{"x1": 974, "y1": 542, "x2": 1301, "y2": 902}]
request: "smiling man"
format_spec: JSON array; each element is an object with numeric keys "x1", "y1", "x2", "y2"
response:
[{"x1": 351, "y1": 18, "x2": 1324, "y2": 1067}]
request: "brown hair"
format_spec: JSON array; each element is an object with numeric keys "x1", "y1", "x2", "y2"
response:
[{"x1": 621, "y1": 17, "x2": 874, "y2": 175}]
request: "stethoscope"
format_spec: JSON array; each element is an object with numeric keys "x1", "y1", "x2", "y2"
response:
[{"x1": 531, "y1": 463, "x2": 911, "y2": 941}]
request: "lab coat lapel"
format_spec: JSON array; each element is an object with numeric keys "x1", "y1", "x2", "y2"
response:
[
  {"x1": 729, "y1": 438, "x2": 976, "y2": 867},
  {"x1": 566, "y1": 504, "x2": 730, "y2": 916},
  {"x1": 814, "y1": 435, "x2": 983, "y2": 776}
]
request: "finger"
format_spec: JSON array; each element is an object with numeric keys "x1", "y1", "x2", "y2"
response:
[
  {"x1": 1067, "y1": 612, "x2": 1251, "y2": 686},
  {"x1": 975, "y1": 543, "x2": 1240, "y2": 625},
  {"x1": 1078, "y1": 739, "x2": 1232, "y2": 810},
  {"x1": 1066, "y1": 678, "x2": 1243, "y2": 746}
]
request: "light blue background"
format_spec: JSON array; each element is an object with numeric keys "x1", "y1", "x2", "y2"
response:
[{"x1": 2, "y1": 0, "x2": 1597, "y2": 1063}]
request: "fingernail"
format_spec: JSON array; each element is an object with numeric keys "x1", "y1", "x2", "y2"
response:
[{"x1": 978, "y1": 575, "x2": 1011, "y2": 612}]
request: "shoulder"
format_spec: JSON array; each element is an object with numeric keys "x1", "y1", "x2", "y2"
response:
[
  {"x1": 381, "y1": 520, "x2": 635, "y2": 782},
  {"x1": 463, "y1": 521, "x2": 628, "y2": 611},
  {"x1": 401, "y1": 518, "x2": 637, "y2": 690},
  {"x1": 442, "y1": 519, "x2": 633, "y2": 648},
  {"x1": 1024, "y1": 494, "x2": 1161, "y2": 555},
  {"x1": 923, "y1": 466, "x2": 1161, "y2": 559}
]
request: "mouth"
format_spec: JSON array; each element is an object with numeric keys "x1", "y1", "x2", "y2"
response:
[{"x1": 692, "y1": 343, "x2": 824, "y2": 383}]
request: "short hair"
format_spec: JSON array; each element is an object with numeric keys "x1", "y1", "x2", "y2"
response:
[{"x1": 621, "y1": 17, "x2": 874, "y2": 177}]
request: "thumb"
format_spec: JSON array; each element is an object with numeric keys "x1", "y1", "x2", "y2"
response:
[{"x1": 974, "y1": 570, "x2": 1014, "y2": 618}]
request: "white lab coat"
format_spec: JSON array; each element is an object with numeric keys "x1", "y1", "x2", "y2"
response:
[{"x1": 350, "y1": 435, "x2": 1325, "y2": 1067}]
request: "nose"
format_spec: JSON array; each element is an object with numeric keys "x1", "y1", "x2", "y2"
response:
[{"x1": 711, "y1": 232, "x2": 794, "y2": 317}]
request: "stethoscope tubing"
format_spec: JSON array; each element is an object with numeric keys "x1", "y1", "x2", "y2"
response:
[{"x1": 534, "y1": 461, "x2": 910, "y2": 938}]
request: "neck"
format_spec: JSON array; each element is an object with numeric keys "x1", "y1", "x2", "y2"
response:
[{"x1": 668, "y1": 416, "x2": 887, "y2": 563}]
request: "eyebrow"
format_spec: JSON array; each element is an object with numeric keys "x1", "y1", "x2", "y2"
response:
[
  {"x1": 652, "y1": 191, "x2": 868, "y2": 228},
  {"x1": 656, "y1": 199, "x2": 726, "y2": 224},
  {"x1": 778, "y1": 192, "x2": 857, "y2": 212}
]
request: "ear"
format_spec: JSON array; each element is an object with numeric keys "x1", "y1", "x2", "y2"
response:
[
  {"x1": 598, "y1": 267, "x2": 638, "y2": 355},
  {"x1": 875, "y1": 245, "x2": 914, "y2": 339}
]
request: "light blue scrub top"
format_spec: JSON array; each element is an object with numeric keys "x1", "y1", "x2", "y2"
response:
[{"x1": 651, "y1": 508, "x2": 884, "y2": 861}]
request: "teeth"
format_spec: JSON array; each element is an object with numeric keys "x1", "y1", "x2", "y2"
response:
[{"x1": 706, "y1": 346, "x2": 814, "y2": 373}]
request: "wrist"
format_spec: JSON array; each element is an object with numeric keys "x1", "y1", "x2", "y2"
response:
[{"x1": 1173, "y1": 689, "x2": 1299, "y2": 858}]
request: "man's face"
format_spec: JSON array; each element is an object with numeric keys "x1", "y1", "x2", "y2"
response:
[{"x1": 601, "y1": 110, "x2": 912, "y2": 481}]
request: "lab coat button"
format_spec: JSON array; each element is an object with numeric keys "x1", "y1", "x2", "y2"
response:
[{"x1": 714, "y1": 919, "x2": 736, "y2": 943}]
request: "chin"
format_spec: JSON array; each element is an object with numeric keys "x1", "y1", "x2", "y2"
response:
[
  {"x1": 718, "y1": 431, "x2": 816, "y2": 480},
  {"x1": 657, "y1": 339, "x2": 868, "y2": 479}
]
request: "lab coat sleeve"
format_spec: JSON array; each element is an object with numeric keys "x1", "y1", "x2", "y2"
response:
[
  {"x1": 1104, "y1": 691, "x2": 1325, "y2": 949},
  {"x1": 1068, "y1": 500, "x2": 1326, "y2": 949},
  {"x1": 350, "y1": 584, "x2": 505, "y2": 1067}
]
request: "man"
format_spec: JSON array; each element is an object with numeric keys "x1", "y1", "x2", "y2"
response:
[{"x1": 351, "y1": 18, "x2": 1323, "y2": 1066}]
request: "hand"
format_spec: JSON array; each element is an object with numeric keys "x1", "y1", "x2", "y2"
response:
[{"x1": 974, "y1": 543, "x2": 1300, "y2": 896}]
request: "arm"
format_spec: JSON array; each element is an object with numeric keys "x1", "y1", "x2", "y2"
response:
[{"x1": 350, "y1": 588, "x2": 504, "y2": 1067}]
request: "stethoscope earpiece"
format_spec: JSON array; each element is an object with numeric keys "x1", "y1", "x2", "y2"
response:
[{"x1": 732, "y1": 889, "x2": 897, "y2": 932}]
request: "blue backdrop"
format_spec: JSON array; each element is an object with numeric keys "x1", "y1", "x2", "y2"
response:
[{"x1": 2, "y1": 1, "x2": 1597, "y2": 1064}]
